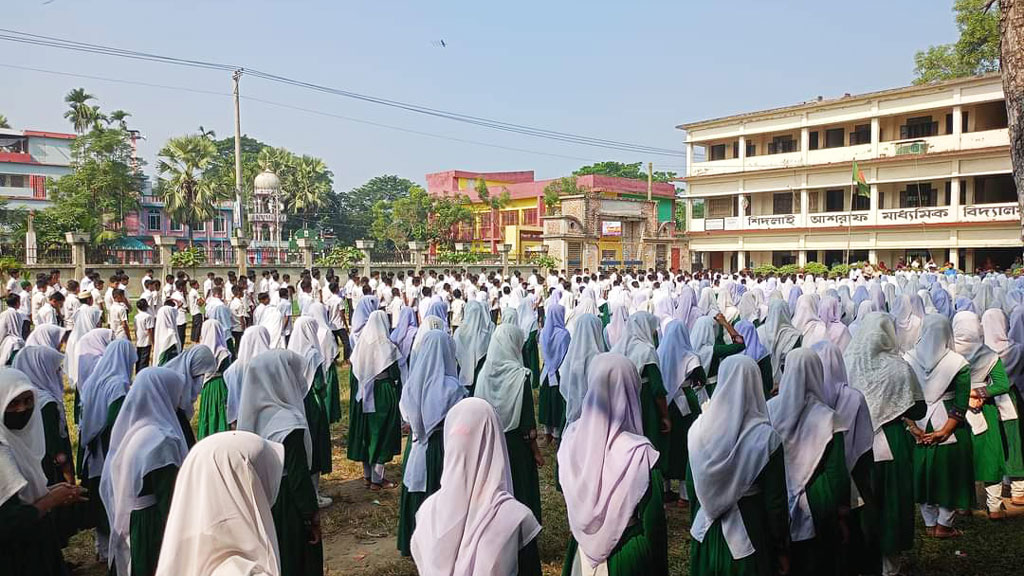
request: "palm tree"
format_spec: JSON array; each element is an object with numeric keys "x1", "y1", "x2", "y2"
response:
[
  {"x1": 157, "y1": 135, "x2": 225, "y2": 247},
  {"x1": 197, "y1": 125, "x2": 216, "y2": 140},
  {"x1": 106, "y1": 110, "x2": 131, "y2": 130},
  {"x1": 288, "y1": 156, "x2": 331, "y2": 228},
  {"x1": 0, "y1": 114, "x2": 9, "y2": 129},
  {"x1": 64, "y1": 88, "x2": 98, "y2": 133}
]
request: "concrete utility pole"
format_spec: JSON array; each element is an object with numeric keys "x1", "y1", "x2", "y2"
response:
[
  {"x1": 647, "y1": 162, "x2": 653, "y2": 201},
  {"x1": 232, "y1": 69, "x2": 245, "y2": 234}
]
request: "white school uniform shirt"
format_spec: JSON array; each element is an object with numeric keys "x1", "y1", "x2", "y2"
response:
[
  {"x1": 229, "y1": 297, "x2": 246, "y2": 333},
  {"x1": 37, "y1": 302, "x2": 59, "y2": 326},
  {"x1": 161, "y1": 283, "x2": 174, "y2": 301},
  {"x1": 276, "y1": 300, "x2": 293, "y2": 336},
  {"x1": 268, "y1": 280, "x2": 281, "y2": 304},
  {"x1": 326, "y1": 294, "x2": 344, "y2": 330},
  {"x1": 5, "y1": 277, "x2": 19, "y2": 296},
  {"x1": 417, "y1": 296, "x2": 434, "y2": 322},
  {"x1": 80, "y1": 276, "x2": 94, "y2": 293},
  {"x1": 258, "y1": 277, "x2": 270, "y2": 294},
  {"x1": 18, "y1": 291, "x2": 30, "y2": 316},
  {"x1": 135, "y1": 310, "x2": 155, "y2": 348},
  {"x1": 387, "y1": 297, "x2": 404, "y2": 327},
  {"x1": 394, "y1": 278, "x2": 405, "y2": 291},
  {"x1": 141, "y1": 274, "x2": 152, "y2": 289},
  {"x1": 31, "y1": 291, "x2": 46, "y2": 324},
  {"x1": 171, "y1": 291, "x2": 187, "y2": 325},
  {"x1": 109, "y1": 301, "x2": 129, "y2": 340},
  {"x1": 404, "y1": 284, "x2": 421, "y2": 307},
  {"x1": 298, "y1": 292, "x2": 313, "y2": 316},
  {"x1": 188, "y1": 288, "x2": 202, "y2": 316},
  {"x1": 203, "y1": 278, "x2": 214, "y2": 298},
  {"x1": 450, "y1": 299, "x2": 465, "y2": 328},
  {"x1": 62, "y1": 294, "x2": 80, "y2": 330}
]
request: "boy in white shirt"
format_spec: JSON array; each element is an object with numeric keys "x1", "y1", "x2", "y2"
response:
[
  {"x1": 450, "y1": 289, "x2": 465, "y2": 331},
  {"x1": 62, "y1": 281, "x2": 80, "y2": 331},
  {"x1": 229, "y1": 286, "x2": 247, "y2": 343},
  {"x1": 31, "y1": 278, "x2": 48, "y2": 326},
  {"x1": 276, "y1": 287, "x2": 293, "y2": 346},
  {"x1": 297, "y1": 280, "x2": 314, "y2": 316},
  {"x1": 37, "y1": 292, "x2": 63, "y2": 326},
  {"x1": 387, "y1": 287, "x2": 404, "y2": 327},
  {"x1": 203, "y1": 272, "x2": 215, "y2": 299},
  {"x1": 108, "y1": 289, "x2": 131, "y2": 341},
  {"x1": 188, "y1": 279, "x2": 204, "y2": 344},
  {"x1": 4, "y1": 270, "x2": 21, "y2": 297},
  {"x1": 135, "y1": 299, "x2": 155, "y2": 370}
]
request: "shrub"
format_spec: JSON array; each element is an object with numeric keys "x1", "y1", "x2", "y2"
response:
[
  {"x1": 530, "y1": 253, "x2": 561, "y2": 272},
  {"x1": 315, "y1": 246, "x2": 365, "y2": 269},
  {"x1": 776, "y1": 264, "x2": 800, "y2": 276},
  {"x1": 170, "y1": 246, "x2": 206, "y2": 269},
  {"x1": 435, "y1": 250, "x2": 485, "y2": 265},
  {"x1": 752, "y1": 264, "x2": 777, "y2": 277},
  {"x1": 802, "y1": 261, "x2": 828, "y2": 277},
  {"x1": 830, "y1": 263, "x2": 851, "y2": 278},
  {"x1": 0, "y1": 256, "x2": 21, "y2": 277}
]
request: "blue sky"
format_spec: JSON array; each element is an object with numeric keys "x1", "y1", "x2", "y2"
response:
[{"x1": 2, "y1": 0, "x2": 958, "y2": 190}]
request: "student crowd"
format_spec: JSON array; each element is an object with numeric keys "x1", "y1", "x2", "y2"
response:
[{"x1": 0, "y1": 263, "x2": 1022, "y2": 576}]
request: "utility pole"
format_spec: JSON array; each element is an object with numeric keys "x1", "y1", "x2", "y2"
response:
[
  {"x1": 647, "y1": 162, "x2": 653, "y2": 201},
  {"x1": 232, "y1": 69, "x2": 245, "y2": 234}
]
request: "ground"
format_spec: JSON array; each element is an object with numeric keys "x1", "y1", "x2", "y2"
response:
[{"x1": 64, "y1": 363, "x2": 1024, "y2": 576}]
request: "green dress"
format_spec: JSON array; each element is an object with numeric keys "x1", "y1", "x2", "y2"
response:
[
  {"x1": 273, "y1": 430, "x2": 323, "y2": 576},
  {"x1": 913, "y1": 366, "x2": 975, "y2": 510},
  {"x1": 40, "y1": 402, "x2": 75, "y2": 544},
  {"x1": 397, "y1": 428, "x2": 444, "y2": 557},
  {"x1": 508, "y1": 377, "x2": 543, "y2": 525},
  {"x1": 0, "y1": 493, "x2": 66, "y2": 576},
  {"x1": 562, "y1": 469, "x2": 668, "y2": 576},
  {"x1": 157, "y1": 347, "x2": 178, "y2": 366},
  {"x1": 756, "y1": 356, "x2": 774, "y2": 400},
  {"x1": 78, "y1": 396, "x2": 125, "y2": 534},
  {"x1": 304, "y1": 368, "x2": 332, "y2": 475},
  {"x1": 197, "y1": 357, "x2": 232, "y2": 440},
  {"x1": 873, "y1": 401, "x2": 925, "y2": 558},
  {"x1": 523, "y1": 330, "x2": 541, "y2": 389},
  {"x1": 538, "y1": 373, "x2": 566, "y2": 432},
  {"x1": 599, "y1": 302, "x2": 611, "y2": 326},
  {"x1": 665, "y1": 370, "x2": 703, "y2": 482},
  {"x1": 347, "y1": 363, "x2": 402, "y2": 466},
  {"x1": 125, "y1": 464, "x2": 178, "y2": 576},
  {"x1": 703, "y1": 342, "x2": 746, "y2": 397},
  {"x1": 790, "y1": 433, "x2": 849, "y2": 576},
  {"x1": 848, "y1": 452, "x2": 880, "y2": 576},
  {"x1": 970, "y1": 359, "x2": 1013, "y2": 483},
  {"x1": 686, "y1": 450, "x2": 788, "y2": 576},
  {"x1": 639, "y1": 363, "x2": 669, "y2": 472},
  {"x1": 324, "y1": 361, "x2": 343, "y2": 424}
]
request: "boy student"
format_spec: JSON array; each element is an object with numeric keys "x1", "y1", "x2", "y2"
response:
[
  {"x1": 252, "y1": 292, "x2": 270, "y2": 326},
  {"x1": 134, "y1": 299, "x2": 155, "y2": 371},
  {"x1": 4, "y1": 269, "x2": 20, "y2": 297},
  {"x1": 171, "y1": 279, "x2": 188, "y2": 345},
  {"x1": 277, "y1": 287, "x2": 293, "y2": 346},
  {"x1": 450, "y1": 289, "x2": 465, "y2": 331},
  {"x1": 229, "y1": 285, "x2": 247, "y2": 344},
  {"x1": 62, "y1": 280, "x2": 80, "y2": 331},
  {"x1": 162, "y1": 274, "x2": 175, "y2": 301},
  {"x1": 203, "y1": 272, "x2": 216, "y2": 299},
  {"x1": 298, "y1": 279, "x2": 314, "y2": 316},
  {"x1": 31, "y1": 276, "x2": 48, "y2": 326},
  {"x1": 37, "y1": 291, "x2": 64, "y2": 326},
  {"x1": 387, "y1": 286, "x2": 404, "y2": 328},
  {"x1": 108, "y1": 288, "x2": 131, "y2": 341},
  {"x1": 188, "y1": 279, "x2": 204, "y2": 343},
  {"x1": 206, "y1": 285, "x2": 225, "y2": 311},
  {"x1": 17, "y1": 280, "x2": 31, "y2": 338}
]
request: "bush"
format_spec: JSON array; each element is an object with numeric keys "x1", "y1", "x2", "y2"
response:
[
  {"x1": 752, "y1": 264, "x2": 777, "y2": 277},
  {"x1": 830, "y1": 263, "x2": 851, "y2": 278},
  {"x1": 0, "y1": 256, "x2": 21, "y2": 277},
  {"x1": 530, "y1": 253, "x2": 561, "y2": 272},
  {"x1": 802, "y1": 261, "x2": 828, "y2": 277},
  {"x1": 315, "y1": 246, "x2": 365, "y2": 269},
  {"x1": 435, "y1": 250, "x2": 485, "y2": 265},
  {"x1": 170, "y1": 246, "x2": 206, "y2": 269},
  {"x1": 776, "y1": 264, "x2": 800, "y2": 276}
]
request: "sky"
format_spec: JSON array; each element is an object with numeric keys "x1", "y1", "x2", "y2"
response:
[{"x1": 1, "y1": 0, "x2": 960, "y2": 191}]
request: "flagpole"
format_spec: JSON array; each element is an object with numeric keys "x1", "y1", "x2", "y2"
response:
[{"x1": 846, "y1": 159, "x2": 855, "y2": 266}]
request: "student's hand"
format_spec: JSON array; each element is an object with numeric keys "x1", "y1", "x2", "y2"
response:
[
  {"x1": 533, "y1": 449, "x2": 545, "y2": 468},
  {"x1": 36, "y1": 483, "x2": 87, "y2": 514},
  {"x1": 308, "y1": 511, "x2": 322, "y2": 544},
  {"x1": 660, "y1": 416, "x2": 672, "y2": 434}
]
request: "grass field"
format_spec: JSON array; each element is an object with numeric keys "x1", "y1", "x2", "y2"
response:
[{"x1": 63, "y1": 362, "x2": 1024, "y2": 576}]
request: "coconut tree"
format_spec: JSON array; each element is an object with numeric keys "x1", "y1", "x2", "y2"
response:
[
  {"x1": 0, "y1": 114, "x2": 9, "y2": 129},
  {"x1": 157, "y1": 134, "x2": 225, "y2": 247},
  {"x1": 106, "y1": 110, "x2": 131, "y2": 131},
  {"x1": 287, "y1": 155, "x2": 331, "y2": 229},
  {"x1": 63, "y1": 88, "x2": 100, "y2": 133}
]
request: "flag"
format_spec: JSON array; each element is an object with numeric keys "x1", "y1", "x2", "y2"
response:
[{"x1": 852, "y1": 161, "x2": 869, "y2": 197}]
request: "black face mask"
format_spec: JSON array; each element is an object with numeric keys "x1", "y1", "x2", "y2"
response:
[{"x1": 4, "y1": 409, "x2": 31, "y2": 431}]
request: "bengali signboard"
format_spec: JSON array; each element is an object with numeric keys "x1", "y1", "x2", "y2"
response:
[
  {"x1": 745, "y1": 214, "x2": 797, "y2": 230},
  {"x1": 704, "y1": 218, "x2": 725, "y2": 231},
  {"x1": 807, "y1": 212, "x2": 870, "y2": 227},
  {"x1": 601, "y1": 221, "x2": 622, "y2": 236},
  {"x1": 961, "y1": 202, "x2": 1019, "y2": 223},
  {"x1": 878, "y1": 207, "x2": 950, "y2": 225}
]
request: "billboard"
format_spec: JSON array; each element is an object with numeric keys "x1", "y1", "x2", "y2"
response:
[{"x1": 601, "y1": 221, "x2": 622, "y2": 237}]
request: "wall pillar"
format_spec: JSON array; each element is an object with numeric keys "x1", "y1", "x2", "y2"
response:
[
  {"x1": 407, "y1": 241, "x2": 425, "y2": 276},
  {"x1": 295, "y1": 238, "x2": 315, "y2": 270},
  {"x1": 965, "y1": 248, "x2": 975, "y2": 274},
  {"x1": 798, "y1": 250, "x2": 808, "y2": 267},
  {"x1": 949, "y1": 248, "x2": 959, "y2": 270},
  {"x1": 25, "y1": 212, "x2": 37, "y2": 266},
  {"x1": 229, "y1": 235, "x2": 249, "y2": 277},
  {"x1": 152, "y1": 234, "x2": 175, "y2": 279},
  {"x1": 868, "y1": 249, "x2": 878, "y2": 265},
  {"x1": 65, "y1": 232, "x2": 89, "y2": 281},
  {"x1": 737, "y1": 250, "x2": 747, "y2": 271}
]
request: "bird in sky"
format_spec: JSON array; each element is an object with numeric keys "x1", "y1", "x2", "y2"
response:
[{"x1": 431, "y1": 39, "x2": 447, "y2": 48}]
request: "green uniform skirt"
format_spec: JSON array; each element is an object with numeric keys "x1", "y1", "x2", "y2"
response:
[
  {"x1": 126, "y1": 464, "x2": 178, "y2": 576},
  {"x1": 523, "y1": 330, "x2": 540, "y2": 389},
  {"x1": 304, "y1": 369, "x2": 333, "y2": 475},
  {"x1": 274, "y1": 431, "x2": 323, "y2": 576},
  {"x1": 538, "y1": 375, "x2": 566, "y2": 431},
  {"x1": 197, "y1": 375, "x2": 229, "y2": 440},
  {"x1": 397, "y1": 428, "x2": 444, "y2": 556},
  {"x1": 157, "y1": 347, "x2": 178, "y2": 366},
  {"x1": 325, "y1": 361, "x2": 343, "y2": 424},
  {"x1": 972, "y1": 404, "x2": 1008, "y2": 483},
  {"x1": 874, "y1": 418, "x2": 918, "y2": 555},
  {"x1": 639, "y1": 364, "x2": 668, "y2": 473},
  {"x1": 664, "y1": 388, "x2": 700, "y2": 481},
  {"x1": 913, "y1": 411, "x2": 975, "y2": 509}
]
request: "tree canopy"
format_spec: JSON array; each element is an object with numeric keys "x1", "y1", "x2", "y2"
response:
[
  {"x1": 914, "y1": 0, "x2": 1001, "y2": 84},
  {"x1": 336, "y1": 175, "x2": 417, "y2": 244},
  {"x1": 370, "y1": 185, "x2": 473, "y2": 250},
  {"x1": 573, "y1": 161, "x2": 677, "y2": 183}
]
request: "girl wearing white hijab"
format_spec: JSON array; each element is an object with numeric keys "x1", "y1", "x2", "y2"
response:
[
  {"x1": 153, "y1": 305, "x2": 180, "y2": 365},
  {"x1": 348, "y1": 310, "x2": 402, "y2": 490},
  {"x1": 155, "y1": 431, "x2": 284, "y2": 576},
  {"x1": 687, "y1": 355, "x2": 786, "y2": 576},
  {"x1": 237, "y1": 349, "x2": 323, "y2": 576},
  {"x1": 844, "y1": 312, "x2": 924, "y2": 575},
  {"x1": 0, "y1": 308, "x2": 24, "y2": 366},
  {"x1": 981, "y1": 308, "x2": 1024, "y2": 505},
  {"x1": 224, "y1": 325, "x2": 271, "y2": 426},
  {"x1": 952, "y1": 311, "x2": 1019, "y2": 518},
  {"x1": 13, "y1": 347, "x2": 71, "y2": 487},
  {"x1": 559, "y1": 352, "x2": 667, "y2": 575},
  {"x1": 410, "y1": 398, "x2": 541, "y2": 576},
  {"x1": 163, "y1": 345, "x2": 217, "y2": 448},
  {"x1": 196, "y1": 318, "x2": 233, "y2": 440},
  {"x1": 25, "y1": 323, "x2": 64, "y2": 351},
  {"x1": 306, "y1": 302, "x2": 342, "y2": 424},
  {"x1": 517, "y1": 291, "x2": 541, "y2": 389},
  {"x1": 791, "y1": 294, "x2": 828, "y2": 350},
  {"x1": 65, "y1": 305, "x2": 102, "y2": 388},
  {"x1": 558, "y1": 314, "x2": 609, "y2": 426},
  {"x1": 767, "y1": 348, "x2": 847, "y2": 575},
  {"x1": 259, "y1": 304, "x2": 286, "y2": 350},
  {"x1": 100, "y1": 367, "x2": 189, "y2": 576},
  {"x1": 689, "y1": 314, "x2": 746, "y2": 398},
  {"x1": 891, "y1": 294, "x2": 922, "y2": 355},
  {"x1": 658, "y1": 319, "x2": 704, "y2": 495},
  {"x1": 604, "y1": 304, "x2": 629, "y2": 348},
  {"x1": 758, "y1": 299, "x2": 803, "y2": 384},
  {"x1": 473, "y1": 322, "x2": 544, "y2": 544},
  {"x1": 901, "y1": 315, "x2": 973, "y2": 537},
  {"x1": 453, "y1": 300, "x2": 492, "y2": 395},
  {"x1": 288, "y1": 317, "x2": 332, "y2": 507},
  {"x1": 817, "y1": 294, "x2": 852, "y2": 352},
  {"x1": 611, "y1": 312, "x2": 672, "y2": 472},
  {"x1": 0, "y1": 369, "x2": 87, "y2": 575},
  {"x1": 396, "y1": 330, "x2": 466, "y2": 557}
]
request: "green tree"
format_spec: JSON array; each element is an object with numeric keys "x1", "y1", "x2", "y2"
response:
[
  {"x1": 156, "y1": 135, "x2": 226, "y2": 247},
  {"x1": 338, "y1": 175, "x2": 417, "y2": 244},
  {"x1": 106, "y1": 110, "x2": 131, "y2": 130},
  {"x1": 913, "y1": 0, "x2": 1000, "y2": 83},
  {"x1": 287, "y1": 155, "x2": 333, "y2": 229},
  {"x1": 63, "y1": 88, "x2": 106, "y2": 134},
  {"x1": 370, "y1": 185, "x2": 473, "y2": 250},
  {"x1": 573, "y1": 161, "x2": 677, "y2": 183},
  {"x1": 0, "y1": 115, "x2": 9, "y2": 129},
  {"x1": 543, "y1": 176, "x2": 588, "y2": 212},
  {"x1": 428, "y1": 192, "x2": 474, "y2": 249}
]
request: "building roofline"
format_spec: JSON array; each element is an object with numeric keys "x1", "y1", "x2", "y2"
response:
[
  {"x1": 22, "y1": 130, "x2": 76, "y2": 140},
  {"x1": 675, "y1": 73, "x2": 1002, "y2": 133}
]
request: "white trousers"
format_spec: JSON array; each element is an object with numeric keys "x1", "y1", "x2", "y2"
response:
[
  {"x1": 362, "y1": 462, "x2": 385, "y2": 483},
  {"x1": 882, "y1": 555, "x2": 900, "y2": 576},
  {"x1": 1004, "y1": 477, "x2": 1024, "y2": 498},
  {"x1": 985, "y1": 483, "x2": 1003, "y2": 512},
  {"x1": 919, "y1": 504, "x2": 956, "y2": 527}
]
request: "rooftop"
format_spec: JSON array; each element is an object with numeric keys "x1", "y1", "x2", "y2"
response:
[{"x1": 426, "y1": 169, "x2": 677, "y2": 201}]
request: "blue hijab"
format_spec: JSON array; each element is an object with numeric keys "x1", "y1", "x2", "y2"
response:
[
  {"x1": 539, "y1": 303, "x2": 571, "y2": 385},
  {"x1": 736, "y1": 319, "x2": 768, "y2": 361},
  {"x1": 787, "y1": 285, "x2": 803, "y2": 316},
  {"x1": 390, "y1": 306, "x2": 419, "y2": 381},
  {"x1": 426, "y1": 299, "x2": 450, "y2": 331},
  {"x1": 852, "y1": 286, "x2": 869, "y2": 314},
  {"x1": 929, "y1": 283, "x2": 953, "y2": 319},
  {"x1": 350, "y1": 295, "x2": 380, "y2": 348},
  {"x1": 955, "y1": 296, "x2": 977, "y2": 314}
]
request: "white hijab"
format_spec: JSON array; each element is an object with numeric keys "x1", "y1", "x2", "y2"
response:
[
  {"x1": 558, "y1": 353, "x2": 659, "y2": 567},
  {"x1": 891, "y1": 294, "x2": 923, "y2": 355},
  {"x1": 400, "y1": 330, "x2": 466, "y2": 493},
  {"x1": 199, "y1": 318, "x2": 232, "y2": 370},
  {"x1": 689, "y1": 355, "x2": 780, "y2": 559},
  {"x1": 411, "y1": 397, "x2": 540, "y2": 576},
  {"x1": 558, "y1": 314, "x2": 609, "y2": 425},
  {"x1": 25, "y1": 324, "x2": 65, "y2": 351},
  {"x1": 758, "y1": 300, "x2": 802, "y2": 383},
  {"x1": 66, "y1": 306, "x2": 101, "y2": 386},
  {"x1": 351, "y1": 311, "x2": 401, "y2": 414},
  {"x1": 812, "y1": 341, "x2": 874, "y2": 471},
  {"x1": 689, "y1": 316, "x2": 718, "y2": 374},
  {"x1": 163, "y1": 345, "x2": 217, "y2": 420},
  {"x1": 604, "y1": 304, "x2": 629, "y2": 348},
  {"x1": 153, "y1": 305, "x2": 181, "y2": 363},
  {"x1": 237, "y1": 349, "x2": 313, "y2": 468},
  {"x1": 0, "y1": 369, "x2": 48, "y2": 505},
  {"x1": 12, "y1": 346, "x2": 67, "y2": 436},
  {"x1": 474, "y1": 323, "x2": 531, "y2": 433},
  {"x1": 952, "y1": 311, "x2": 1000, "y2": 385},
  {"x1": 101, "y1": 367, "x2": 190, "y2": 576},
  {"x1": 767, "y1": 348, "x2": 837, "y2": 542},
  {"x1": 225, "y1": 326, "x2": 271, "y2": 425},
  {"x1": 304, "y1": 302, "x2": 339, "y2": 365},
  {"x1": 287, "y1": 317, "x2": 325, "y2": 392},
  {"x1": 659, "y1": 319, "x2": 702, "y2": 415},
  {"x1": 0, "y1": 309, "x2": 24, "y2": 366},
  {"x1": 155, "y1": 431, "x2": 284, "y2": 576},
  {"x1": 905, "y1": 314, "x2": 969, "y2": 440},
  {"x1": 79, "y1": 339, "x2": 136, "y2": 479},
  {"x1": 792, "y1": 294, "x2": 828, "y2": 349},
  {"x1": 259, "y1": 305, "x2": 286, "y2": 350},
  {"x1": 610, "y1": 311, "x2": 660, "y2": 376},
  {"x1": 453, "y1": 301, "x2": 493, "y2": 388}
]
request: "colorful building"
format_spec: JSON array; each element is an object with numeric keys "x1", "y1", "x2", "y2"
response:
[
  {"x1": 425, "y1": 169, "x2": 679, "y2": 264},
  {"x1": 0, "y1": 127, "x2": 74, "y2": 210}
]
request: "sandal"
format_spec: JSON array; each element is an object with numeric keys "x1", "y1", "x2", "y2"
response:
[
  {"x1": 988, "y1": 508, "x2": 1007, "y2": 520},
  {"x1": 933, "y1": 525, "x2": 964, "y2": 539},
  {"x1": 370, "y1": 480, "x2": 398, "y2": 491}
]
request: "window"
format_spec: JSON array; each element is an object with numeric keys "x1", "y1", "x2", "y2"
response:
[
  {"x1": 194, "y1": 220, "x2": 206, "y2": 233},
  {"x1": 849, "y1": 124, "x2": 871, "y2": 145},
  {"x1": 0, "y1": 174, "x2": 28, "y2": 188},
  {"x1": 900, "y1": 116, "x2": 937, "y2": 139},
  {"x1": 974, "y1": 174, "x2": 1017, "y2": 204},
  {"x1": 852, "y1": 191, "x2": 870, "y2": 211},
  {"x1": 772, "y1": 252, "x2": 797, "y2": 267},
  {"x1": 767, "y1": 135, "x2": 796, "y2": 154},
  {"x1": 478, "y1": 212, "x2": 492, "y2": 235},
  {"x1": 899, "y1": 184, "x2": 937, "y2": 208},
  {"x1": 707, "y1": 197, "x2": 734, "y2": 218},
  {"x1": 170, "y1": 219, "x2": 184, "y2": 232},
  {"x1": 825, "y1": 189, "x2": 845, "y2": 212},
  {"x1": 213, "y1": 216, "x2": 226, "y2": 233},
  {"x1": 944, "y1": 112, "x2": 970, "y2": 134},
  {"x1": 567, "y1": 242, "x2": 582, "y2": 267},
  {"x1": 709, "y1": 144, "x2": 726, "y2": 161},
  {"x1": 824, "y1": 128, "x2": 845, "y2": 149},
  {"x1": 522, "y1": 208, "x2": 539, "y2": 226},
  {"x1": 808, "y1": 131, "x2": 819, "y2": 150},
  {"x1": 691, "y1": 199, "x2": 705, "y2": 219},
  {"x1": 499, "y1": 210, "x2": 519, "y2": 227},
  {"x1": 147, "y1": 210, "x2": 162, "y2": 231},
  {"x1": 732, "y1": 142, "x2": 739, "y2": 159},
  {"x1": 772, "y1": 193, "x2": 794, "y2": 215},
  {"x1": 807, "y1": 190, "x2": 821, "y2": 213},
  {"x1": 746, "y1": 141, "x2": 756, "y2": 157}
]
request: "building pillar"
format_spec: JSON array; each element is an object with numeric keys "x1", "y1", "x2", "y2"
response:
[
  {"x1": 800, "y1": 127, "x2": 809, "y2": 163},
  {"x1": 965, "y1": 248, "x2": 975, "y2": 273},
  {"x1": 295, "y1": 238, "x2": 315, "y2": 270},
  {"x1": 952, "y1": 105, "x2": 963, "y2": 137},
  {"x1": 949, "y1": 248, "x2": 960, "y2": 270},
  {"x1": 949, "y1": 176, "x2": 961, "y2": 220},
  {"x1": 870, "y1": 117, "x2": 880, "y2": 157},
  {"x1": 25, "y1": 212, "x2": 37, "y2": 266},
  {"x1": 152, "y1": 234, "x2": 175, "y2": 279},
  {"x1": 869, "y1": 182, "x2": 880, "y2": 223},
  {"x1": 737, "y1": 250, "x2": 747, "y2": 271},
  {"x1": 868, "y1": 249, "x2": 878, "y2": 265},
  {"x1": 685, "y1": 143, "x2": 694, "y2": 177},
  {"x1": 798, "y1": 250, "x2": 808, "y2": 267},
  {"x1": 65, "y1": 232, "x2": 89, "y2": 281},
  {"x1": 408, "y1": 241, "x2": 425, "y2": 276},
  {"x1": 229, "y1": 235, "x2": 249, "y2": 277}
]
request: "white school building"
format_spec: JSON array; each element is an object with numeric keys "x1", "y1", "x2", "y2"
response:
[{"x1": 678, "y1": 73, "x2": 1020, "y2": 273}]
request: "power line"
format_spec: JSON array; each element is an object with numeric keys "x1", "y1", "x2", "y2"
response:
[{"x1": 0, "y1": 28, "x2": 686, "y2": 157}]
